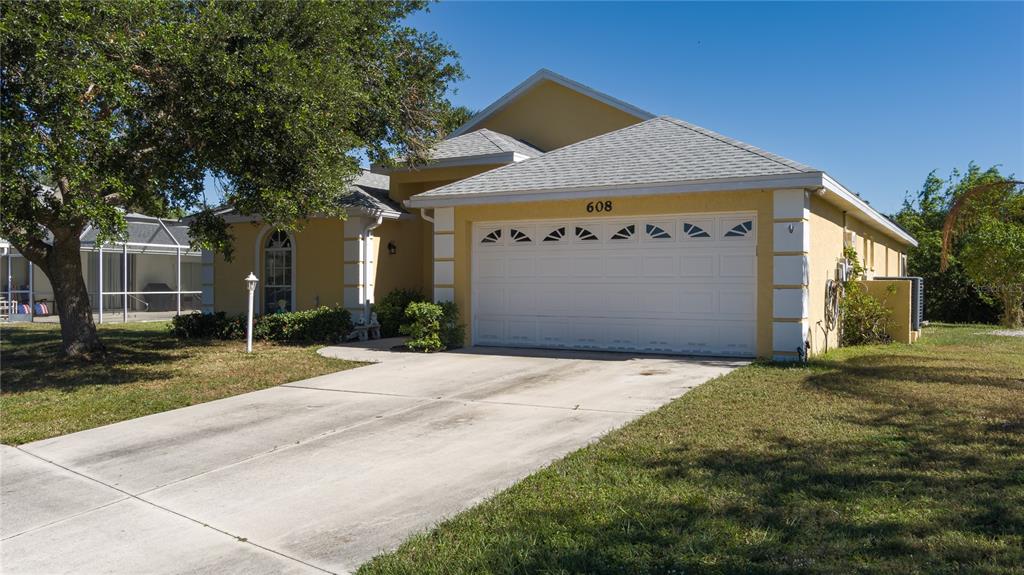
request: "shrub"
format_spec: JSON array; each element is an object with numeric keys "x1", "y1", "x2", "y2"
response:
[
  {"x1": 375, "y1": 289, "x2": 425, "y2": 337},
  {"x1": 840, "y1": 247, "x2": 894, "y2": 346},
  {"x1": 254, "y1": 306, "x2": 353, "y2": 343},
  {"x1": 438, "y1": 300, "x2": 464, "y2": 350},
  {"x1": 400, "y1": 302, "x2": 444, "y2": 352},
  {"x1": 399, "y1": 300, "x2": 465, "y2": 352},
  {"x1": 170, "y1": 312, "x2": 244, "y2": 340},
  {"x1": 172, "y1": 307, "x2": 352, "y2": 343}
]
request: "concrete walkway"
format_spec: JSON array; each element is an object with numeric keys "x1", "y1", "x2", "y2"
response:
[{"x1": 1, "y1": 345, "x2": 745, "y2": 574}]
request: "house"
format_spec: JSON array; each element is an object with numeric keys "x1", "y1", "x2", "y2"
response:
[
  {"x1": 209, "y1": 69, "x2": 918, "y2": 359},
  {"x1": 1, "y1": 213, "x2": 202, "y2": 323}
]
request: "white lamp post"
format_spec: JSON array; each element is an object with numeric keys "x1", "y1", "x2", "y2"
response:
[{"x1": 245, "y1": 273, "x2": 259, "y2": 353}]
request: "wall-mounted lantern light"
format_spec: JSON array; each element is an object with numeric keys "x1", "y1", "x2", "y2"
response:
[{"x1": 387, "y1": 241, "x2": 397, "y2": 255}]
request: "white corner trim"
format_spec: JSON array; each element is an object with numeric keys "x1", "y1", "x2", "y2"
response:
[
  {"x1": 450, "y1": 68, "x2": 655, "y2": 138},
  {"x1": 433, "y1": 207, "x2": 455, "y2": 233},
  {"x1": 773, "y1": 221, "x2": 809, "y2": 253},
  {"x1": 773, "y1": 321, "x2": 808, "y2": 356},
  {"x1": 773, "y1": 288, "x2": 808, "y2": 319},
  {"x1": 773, "y1": 255, "x2": 808, "y2": 286}
]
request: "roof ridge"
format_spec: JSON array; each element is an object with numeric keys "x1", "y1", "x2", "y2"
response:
[
  {"x1": 414, "y1": 117, "x2": 664, "y2": 194},
  {"x1": 475, "y1": 128, "x2": 510, "y2": 153},
  {"x1": 658, "y1": 116, "x2": 813, "y2": 173}
]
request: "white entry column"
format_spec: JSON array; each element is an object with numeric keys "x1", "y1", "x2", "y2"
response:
[
  {"x1": 343, "y1": 217, "x2": 377, "y2": 321},
  {"x1": 772, "y1": 188, "x2": 810, "y2": 361}
]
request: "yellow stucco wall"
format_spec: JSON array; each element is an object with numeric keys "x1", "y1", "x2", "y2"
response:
[
  {"x1": 448, "y1": 190, "x2": 775, "y2": 357},
  {"x1": 372, "y1": 218, "x2": 424, "y2": 297},
  {"x1": 384, "y1": 165, "x2": 503, "y2": 296},
  {"x1": 471, "y1": 79, "x2": 644, "y2": 151},
  {"x1": 214, "y1": 218, "x2": 346, "y2": 315},
  {"x1": 862, "y1": 279, "x2": 913, "y2": 344},
  {"x1": 807, "y1": 195, "x2": 913, "y2": 354}
]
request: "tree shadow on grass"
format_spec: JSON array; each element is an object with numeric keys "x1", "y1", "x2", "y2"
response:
[{"x1": 0, "y1": 326, "x2": 188, "y2": 392}]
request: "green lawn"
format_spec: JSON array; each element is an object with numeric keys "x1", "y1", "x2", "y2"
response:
[
  {"x1": 359, "y1": 324, "x2": 1024, "y2": 575},
  {"x1": 0, "y1": 322, "x2": 362, "y2": 445}
]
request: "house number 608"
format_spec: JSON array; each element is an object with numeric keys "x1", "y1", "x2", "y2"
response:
[{"x1": 586, "y1": 201, "x2": 613, "y2": 213}]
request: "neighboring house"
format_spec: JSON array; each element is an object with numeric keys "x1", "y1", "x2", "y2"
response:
[
  {"x1": 210, "y1": 69, "x2": 917, "y2": 359},
  {"x1": 1, "y1": 213, "x2": 202, "y2": 322}
]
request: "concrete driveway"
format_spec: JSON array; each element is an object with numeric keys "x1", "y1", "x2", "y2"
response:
[{"x1": 1, "y1": 344, "x2": 744, "y2": 574}]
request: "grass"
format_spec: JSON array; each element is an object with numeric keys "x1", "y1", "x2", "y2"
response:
[
  {"x1": 0, "y1": 321, "x2": 362, "y2": 445},
  {"x1": 358, "y1": 324, "x2": 1024, "y2": 575}
]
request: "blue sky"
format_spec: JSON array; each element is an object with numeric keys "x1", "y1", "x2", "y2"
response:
[{"x1": 404, "y1": 1, "x2": 1023, "y2": 214}]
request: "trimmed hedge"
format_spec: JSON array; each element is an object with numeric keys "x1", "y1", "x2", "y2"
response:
[{"x1": 171, "y1": 306, "x2": 353, "y2": 343}]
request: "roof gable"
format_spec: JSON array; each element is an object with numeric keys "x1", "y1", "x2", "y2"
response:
[{"x1": 450, "y1": 69, "x2": 655, "y2": 151}]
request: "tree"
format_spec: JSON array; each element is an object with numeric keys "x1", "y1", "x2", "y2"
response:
[
  {"x1": 940, "y1": 173, "x2": 1024, "y2": 328},
  {"x1": 1, "y1": 1, "x2": 462, "y2": 357},
  {"x1": 892, "y1": 166, "x2": 1002, "y2": 324}
]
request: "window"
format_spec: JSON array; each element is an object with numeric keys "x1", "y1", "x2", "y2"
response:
[
  {"x1": 575, "y1": 226, "x2": 598, "y2": 241},
  {"x1": 264, "y1": 230, "x2": 293, "y2": 314},
  {"x1": 509, "y1": 228, "x2": 532, "y2": 243},
  {"x1": 682, "y1": 223, "x2": 710, "y2": 238},
  {"x1": 481, "y1": 229, "x2": 502, "y2": 244},
  {"x1": 610, "y1": 224, "x2": 635, "y2": 240},
  {"x1": 645, "y1": 224, "x2": 672, "y2": 240},
  {"x1": 544, "y1": 227, "x2": 566, "y2": 242},
  {"x1": 723, "y1": 220, "x2": 753, "y2": 238}
]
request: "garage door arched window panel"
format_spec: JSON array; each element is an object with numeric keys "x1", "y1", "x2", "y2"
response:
[
  {"x1": 509, "y1": 228, "x2": 533, "y2": 243},
  {"x1": 543, "y1": 226, "x2": 567, "y2": 242},
  {"x1": 722, "y1": 219, "x2": 754, "y2": 239},
  {"x1": 480, "y1": 228, "x2": 503, "y2": 245},
  {"x1": 263, "y1": 230, "x2": 293, "y2": 314},
  {"x1": 574, "y1": 226, "x2": 599, "y2": 241},
  {"x1": 681, "y1": 222, "x2": 712, "y2": 239},
  {"x1": 644, "y1": 223, "x2": 673, "y2": 240},
  {"x1": 610, "y1": 224, "x2": 636, "y2": 241}
]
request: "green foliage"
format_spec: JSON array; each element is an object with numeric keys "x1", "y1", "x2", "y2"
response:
[
  {"x1": 399, "y1": 301, "x2": 464, "y2": 352},
  {"x1": 960, "y1": 217, "x2": 1024, "y2": 327},
  {"x1": 400, "y1": 302, "x2": 444, "y2": 352},
  {"x1": 254, "y1": 306, "x2": 353, "y2": 343},
  {"x1": 438, "y1": 301, "x2": 465, "y2": 350},
  {"x1": 0, "y1": 1, "x2": 462, "y2": 354},
  {"x1": 840, "y1": 247, "x2": 893, "y2": 346},
  {"x1": 170, "y1": 311, "x2": 244, "y2": 340},
  {"x1": 891, "y1": 164, "x2": 1007, "y2": 323},
  {"x1": 172, "y1": 306, "x2": 352, "y2": 343},
  {"x1": 375, "y1": 289, "x2": 426, "y2": 337}
]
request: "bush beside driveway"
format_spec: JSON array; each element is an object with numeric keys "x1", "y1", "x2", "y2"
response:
[
  {"x1": 0, "y1": 322, "x2": 362, "y2": 445},
  {"x1": 358, "y1": 324, "x2": 1024, "y2": 575}
]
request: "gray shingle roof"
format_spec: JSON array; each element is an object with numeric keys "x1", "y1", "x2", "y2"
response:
[
  {"x1": 338, "y1": 170, "x2": 401, "y2": 217},
  {"x1": 429, "y1": 129, "x2": 543, "y2": 161},
  {"x1": 415, "y1": 116, "x2": 816, "y2": 199}
]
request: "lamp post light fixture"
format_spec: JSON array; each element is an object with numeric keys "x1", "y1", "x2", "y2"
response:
[{"x1": 245, "y1": 273, "x2": 259, "y2": 353}]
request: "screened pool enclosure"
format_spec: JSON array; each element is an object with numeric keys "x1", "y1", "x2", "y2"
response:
[{"x1": 1, "y1": 214, "x2": 202, "y2": 323}]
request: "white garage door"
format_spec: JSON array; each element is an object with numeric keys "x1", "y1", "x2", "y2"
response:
[{"x1": 472, "y1": 212, "x2": 757, "y2": 357}]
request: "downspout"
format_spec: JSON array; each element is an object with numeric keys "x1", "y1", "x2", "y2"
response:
[
  {"x1": 362, "y1": 214, "x2": 384, "y2": 322},
  {"x1": 418, "y1": 208, "x2": 434, "y2": 224}
]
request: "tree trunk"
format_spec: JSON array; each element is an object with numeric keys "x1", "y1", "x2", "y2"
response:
[{"x1": 27, "y1": 232, "x2": 106, "y2": 357}]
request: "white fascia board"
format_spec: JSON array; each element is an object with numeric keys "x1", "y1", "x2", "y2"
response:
[
  {"x1": 821, "y1": 173, "x2": 917, "y2": 247},
  {"x1": 373, "y1": 151, "x2": 518, "y2": 174},
  {"x1": 450, "y1": 69, "x2": 656, "y2": 138},
  {"x1": 405, "y1": 173, "x2": 825, "y2": 209}
]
